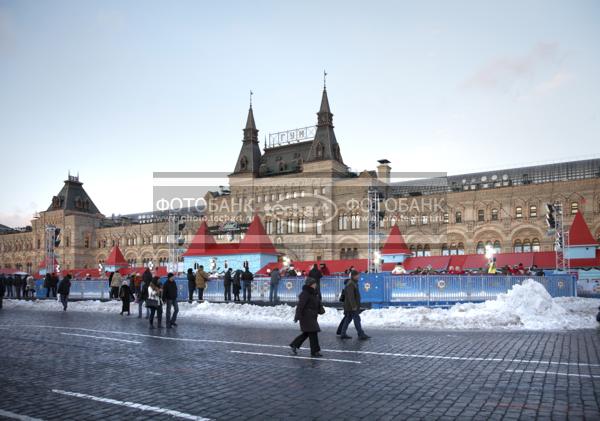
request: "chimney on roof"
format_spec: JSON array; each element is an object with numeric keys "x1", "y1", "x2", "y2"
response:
[{"x1": 377, "y1": 159, "x2": 391, "y2": 184}]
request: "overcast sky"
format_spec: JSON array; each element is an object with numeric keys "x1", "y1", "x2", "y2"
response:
[{"x1": 1, "y1": 0, "x2": 599, "y2": 227}]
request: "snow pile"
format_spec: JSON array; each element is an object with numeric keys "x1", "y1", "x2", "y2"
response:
[{"x1": 4, "y1": 279, "x2": 599, "y2": 330}]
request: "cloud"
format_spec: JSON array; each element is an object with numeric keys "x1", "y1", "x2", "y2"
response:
[
  {"x1": 534, "y1": 70, "x2": 572, "y2": 96},
  {"x1": 462, "y1": 42, "x2": 562, "y2": 93}
]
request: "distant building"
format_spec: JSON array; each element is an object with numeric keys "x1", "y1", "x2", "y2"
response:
[{"x1": 1, "y1": 86, "x2": 599, "y2": 273}]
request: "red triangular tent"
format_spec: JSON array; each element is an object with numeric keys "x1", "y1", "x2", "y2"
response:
[
  {"x1": 381, "y1": 224, "x2": 411, "y2": 255},
  {"x1": 105, "y1": 245, "x2": 128, "y2": 267},
  {"x1": 183, "y1": 221, "x2": 218, "y2": 256},
  {"x1": 238, "y1": 215, "x2": 278, "y2": 254},
  {"x1": 569, "y1": 211, "x2": 598, "y2": 246}
]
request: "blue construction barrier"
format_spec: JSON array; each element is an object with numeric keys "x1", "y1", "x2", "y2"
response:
[{"x1": 30, "y1": 273, "x2": 576, "y2": 307}]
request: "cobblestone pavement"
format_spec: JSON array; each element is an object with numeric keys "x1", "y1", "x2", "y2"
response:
[{"x1": 0, "y1": 305, "x2": 599, "y2": 420}]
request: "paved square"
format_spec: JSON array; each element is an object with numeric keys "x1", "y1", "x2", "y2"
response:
[{"x1": 1, "y1": 306, "x2": 599, "y2": 420}]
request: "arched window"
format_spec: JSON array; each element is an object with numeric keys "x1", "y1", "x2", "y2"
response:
[
  {"x1": 571, "y1": 202, "x2": 579, "y2": 214},
  {"x1": 457, "y1": 242, "x2": 465, "y2": 255},
  {"x1": 441, "y1": 244, "x2": 449, "y2": 256},
  {"x1": 532, "y1": 238, "x2": 540, "y2": 252},
  {"x1": 477, "y1": 209, "x2": 485, "y2": 222},
  {"x1": 491, "y1": 208, "x2": 499, "y2": 221},
  {"x1": 409, "y1": 245, "x2": 416, "y2": 257},
  {"x1": 529, "y1": 205, "x2": 537, "y2": 218},
  {"x1": 514, "y1": 240, "x2": 523, "y2": 253},
  {"x1": 416, "y1": 245, "x2": 423, "y2": 257},
  {"x1": 493, "y1": 240, "x2": 501, "y2": 254},
  {"x1": 340, "y1": 248, "x2": 346, "y2": 260},
  {"x1": 515, "y1": 206, "x2": 523, "y2": 219},
  {"x1": 455, "y1": 211, "x2": 462, "y2": 223},
  {"x1": 423, "y1": 244, "x2": 431, "y2": 257},
  {"x1": 523, "y1": 239, "x2": 531, "y2": 252},
  {"x1": 476, "y1": 241, "x2": 485, "y2": 254},
  {"x1": 316, "y1": 220, "x2": 323, "y2": 235}
]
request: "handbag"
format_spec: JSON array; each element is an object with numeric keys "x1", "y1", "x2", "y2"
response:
[{"x1": 146, "y1": 298, "x2": 159, "y2": 308}]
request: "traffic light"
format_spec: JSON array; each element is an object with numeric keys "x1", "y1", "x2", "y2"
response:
[
  {"x1": 545, "y1": 204, "x2": 556, "y2": 229},
  {"x1": 178, "y1": 222, "x2": 186, "y2": 231},
  {"x1": 54, "y1": 228, "x2": 61, "y2": 247}
]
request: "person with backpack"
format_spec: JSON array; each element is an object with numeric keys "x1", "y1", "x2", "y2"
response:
[
  {"x1": 290, "y1": 278, "x2": 325, "y2": 358},
  {"x1": 186, "y1": 268, "x2": 196, "y2": 303},
  {"x1": 223, "y1": 268, "x2": 233, "y2": 302},
  {"x1": 339, "y1": 270, "x2": 370, "y2": 340},
  {"x1": 57, "y1": 274, "x2": 72, "y2": 311},
  {"x1": 119, "y1": 279, "x2": 133, "y2": 316},
  {"x1": 232, "y1": 269, "x2": 242, "y2": 302},
  {"x1": 162, "y1": 273, "x2": 179, "y2": 328},
  {"x1": 241, "y1": 267, "x2": 254, "y2": 302}
]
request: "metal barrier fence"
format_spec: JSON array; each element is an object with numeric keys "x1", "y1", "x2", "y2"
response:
[{"x1": 30, "y1": 274, "x2": 576, "y2": 306}]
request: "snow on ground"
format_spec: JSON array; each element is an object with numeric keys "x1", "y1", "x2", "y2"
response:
[{"x1": 4, "y1": 280, "x2": 600, "y2": 331}]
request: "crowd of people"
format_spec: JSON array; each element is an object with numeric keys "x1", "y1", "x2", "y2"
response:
[{"x1": 389, "y1": 261, "x2": 546, "y2": 276}]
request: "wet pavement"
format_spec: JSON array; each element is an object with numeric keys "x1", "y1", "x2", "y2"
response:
[{"x1": 0, "y1": 305, "x2": 599, "y2": 420}]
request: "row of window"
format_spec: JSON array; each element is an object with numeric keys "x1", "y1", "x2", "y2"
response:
[
  {"x1": 406, "y1": 202, "x2": 580, "y2": 226},
  {"x1": 265, "y1": 219, "x2": 310, "y2": 235}
]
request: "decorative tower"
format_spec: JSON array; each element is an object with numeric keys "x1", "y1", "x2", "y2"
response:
[
  {"x1": 306, "y1": 83, "x2": 344, "y2": 164},
  {"x1": 233, "y1": 97, "x2": 262, "y2": 176}
]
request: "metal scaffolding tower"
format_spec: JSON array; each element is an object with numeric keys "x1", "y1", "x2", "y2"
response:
[
  {"x1": 167, "y1": 211, "x2": 186, "y2": 274},
  {"x1": 367, "y1": 189, "x2": 381, "y2": 273},
  {"x1": 44, "y1": 225, "x2": 57, "y2": 274},
  {"x1": 554, "y1": 203, "x2": 569, "y2": 272}
]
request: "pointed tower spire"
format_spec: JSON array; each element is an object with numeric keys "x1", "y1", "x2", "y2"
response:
[
  {"x1": 307, "y1": 79, "x2": 343, "y2": 164},
  {"x1": 234, "y1": 92, "x2": 262, "y2": 175}
]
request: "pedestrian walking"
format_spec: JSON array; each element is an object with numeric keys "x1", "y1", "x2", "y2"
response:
[
  {"x1": 232, "y1": 269, "x2": 242, "y2": 302},
  {"x1": 223, "y1": 268, "x2": 233, "y2": 301},
  {"x1": 139, "y1": 273, "x2": 150, "y2": 319},
  {"x1": 110, "y1": 271, "x2": 122, "y2": 299},
  {"x1": 241, "y1": 267, "x2": 254, "y2": 302},
  {"x1": 147, "y1": 277, "x2": 163, "y2": 328},
  {"x1": 269, "y1": 267, "x2": 281, "y2": 303},
  {"x1": 162, "y1": 273, "x2": 179, "y2": 328},
  {"x1": 119, "y1": 279, "x2": 133, "y2": 316},
  {"x1": 336, "y1": 277, "x2": 350, "y2": 336},
  {"x1": 186, "y1": 268, "x2": 195, "y2": 303},
  {"x1": 290, "y1": 278, "x2": 325, "y2": 357},
  {"x1": 195, "y1": 265, "x2": 209, "y2": 302},
  {"x1": 57, "y1": 274, "x2": 72, "y2": 311},
  {"x1": 339, "y1": 270, "x2": 370, "y2": 340},
  {"x1": 15, "y1": 275, "x2": 23, "y2": 299}
]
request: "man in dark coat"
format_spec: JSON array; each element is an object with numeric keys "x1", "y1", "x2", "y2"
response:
[
  {"x1": 241, "y1": 268, "x2": 254, "y2": 302},
  {"x1": 339, "y1": 270, "x2": 370, "y2": 340},
  {"x1": 139, "y1": 274, "x2": 151, "y2": 319},
  {"x1": 162, "y1": 273, "x2": 179, "y2": 328},
  {"x1": 232, "y1": 269, "x2": 242, "y2": 302},
  {"x1": 308, "y1": 264, "x2": 323, "y2": 292},
  {"x1": 223, "y1": 268, "x2": 233, "y2": 302},
  {"x1": 186, "y1": 268, "x2": 195, "y2": 303},
  {"x1": 269, "y1": 267, "x2": 281, "y2": 303},
  {"x1": 57, "y1": 274, "x2": 72, "y2": 311},
  {"x1": 50, "y1": 273, "x2": 59, "y2": 298},
  {"x1": 290, "y1": 278, "x2": 324, "y2": 357}
]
